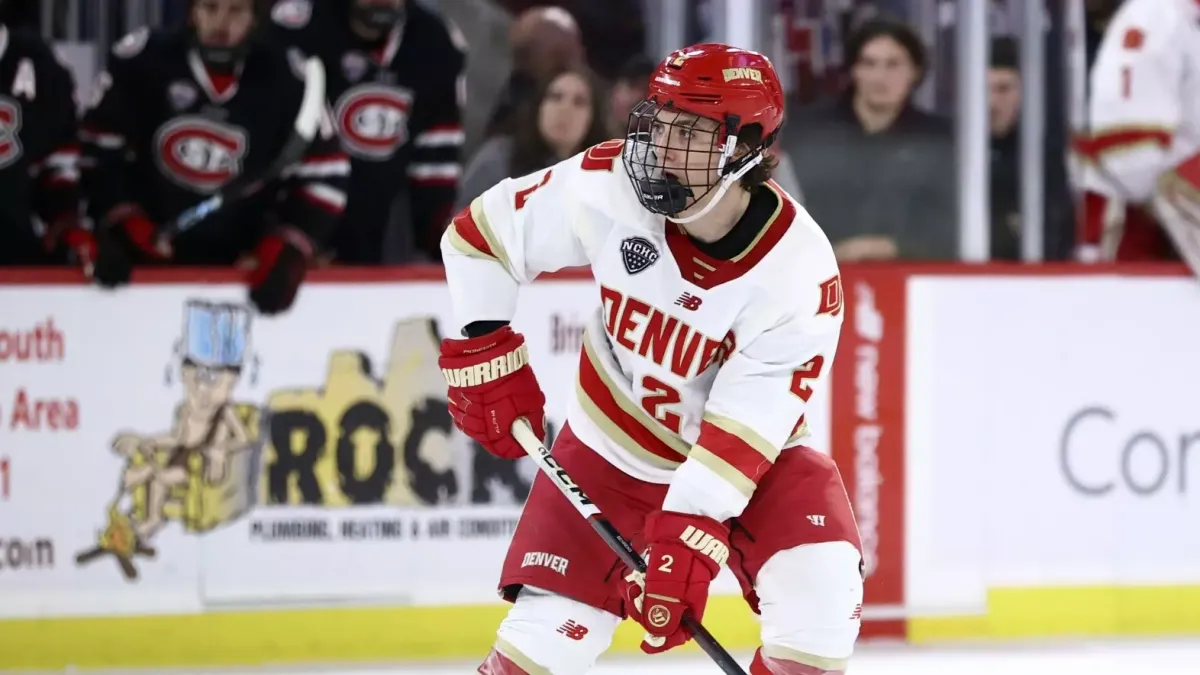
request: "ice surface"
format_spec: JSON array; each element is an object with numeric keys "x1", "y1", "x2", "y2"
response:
[{"x1": 50, "y1": 638, "x2": 1200, "y2": 675}]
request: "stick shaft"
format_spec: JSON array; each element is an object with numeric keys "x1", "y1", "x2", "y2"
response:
[{"x1": 511, "y1": 420, "x2": 748, "y2": 675}]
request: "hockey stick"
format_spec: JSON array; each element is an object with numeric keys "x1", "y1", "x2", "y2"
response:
[
  {"x1": 511, "y1": 419, "x2": 749, "y2": 675},
  {"x1": 156, "y1": 55, "x2": 327, "y2": 246}
]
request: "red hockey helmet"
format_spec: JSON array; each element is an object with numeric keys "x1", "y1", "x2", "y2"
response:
[{"x1": 623, "y1": 43, "x2": 786, "y2": 221}]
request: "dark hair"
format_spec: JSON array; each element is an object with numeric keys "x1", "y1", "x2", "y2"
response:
[
  {"x1": 735, "y1": 123, "x2": 779, "y2": 190},
  {"x1": 846, "y1": 18, "x2": 928, "y2": 77},
  {"x1": 990, "y1": 36, "x2": 1020, "y2": 71},
  {"x1": 510, "y1": 65, "x2": 611, "y2": 177}
]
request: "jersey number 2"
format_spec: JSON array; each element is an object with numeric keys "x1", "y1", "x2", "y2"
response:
[
  {"x1": 640, "y1": 375, "x2": 682, "y2": 434},
  {"x1": 640, "y1": 356, "x2": 824, "y2": 436},
  {"x1": 789, "y1": 356, "x2": 826, "y2": 402}
]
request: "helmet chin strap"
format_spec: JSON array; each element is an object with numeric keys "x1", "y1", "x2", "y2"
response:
[{"x1": 668, "y1": 135, "x2": 763, "y2": 225}]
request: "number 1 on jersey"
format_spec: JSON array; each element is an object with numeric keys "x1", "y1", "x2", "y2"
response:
[{"x1": 640, "y1": 375, "x2": 682, "y2": 434}]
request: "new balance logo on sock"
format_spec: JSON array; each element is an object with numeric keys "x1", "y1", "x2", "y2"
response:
[{"x1": 556, "y1": 619, "x2": 589, "y2": 640}]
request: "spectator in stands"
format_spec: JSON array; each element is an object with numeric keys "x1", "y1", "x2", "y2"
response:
[
  {"x1": 458, "y1": 64, "x2": 609, "y2": 210},
  {"x1": 494, "y1": 0, "x2": 646, "y2": 81},
  {"x1": 987, "y1": 37, "x2": 1074, "y2": 261},
  {"x1": 607, "y1": 55, "x2": 654, "y2": 138},
  {"x1": 785, "y1": 18, "x2": 957, "y2": 261},
  {"x1": 484, "y1": 6, "x2": 584, "y2": 139}
]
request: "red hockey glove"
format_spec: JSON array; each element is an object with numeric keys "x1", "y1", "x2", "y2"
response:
[
  {"x1": 624, "y1": 510, "x2": 729, "y2": 654},
  {"x1": 247, "y1": 227, "x2": 313, "y2": 315},
  {"x1": 439, "y1": 326, "x2": 547, "y2": 460},
  {"x1": 92, "y1": 204, "x2": 165, "y2": 288}
]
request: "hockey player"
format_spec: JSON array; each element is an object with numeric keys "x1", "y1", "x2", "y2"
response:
[
  {"x1": 267, "y1": 0, "x2": 466, "y2": 262},
  {"x1": 439, "y1": 44, "x2": 863, "y2": 674},
  {"x1": 1076, "y1": 0, "x2": 1200, "y2": 274},
  {"x1": 81, "y1": 0, "x2": 348, "y2": 315},
  {"x1": 0, "y1": 10, "x2": 90, "y2": 267}
]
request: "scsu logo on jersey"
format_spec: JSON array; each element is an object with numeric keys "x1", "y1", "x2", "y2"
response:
[
  {"x1": 334, "y1": 84, "x2": 413, "y2": 160},
  {"x1": 154, "y1": 117, "x2": 248, "y2": 193},
  {"x1": 0, "y1": 98, "x2": 23, "y2": 169}
]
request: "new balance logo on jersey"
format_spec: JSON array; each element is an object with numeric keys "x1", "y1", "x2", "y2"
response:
[
  {"x1": 807, "y1": 514, "x2": 825, "y2": 526},
  {"x1": 679, "y1": 525, "x2": 729, "y2": 565},
  {"x1": 556, "y1": 620, "x2": 589, "y2": 640},
  {"x1": 674, "y1": 292, "x2": 702, "y2": 311},
  {"x1": 620, "y1": 236, "x2": 660, "y2": 274}
]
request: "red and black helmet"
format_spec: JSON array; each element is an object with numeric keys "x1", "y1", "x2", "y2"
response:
[{"x1": 623, "y1": 43, "x2": 785, "y2": 221}]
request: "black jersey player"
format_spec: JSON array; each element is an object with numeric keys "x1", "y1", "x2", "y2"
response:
[
  {"x1": 0, "y1": 13, "x2": 90, "y2": 267},
  {"x1": 81, "y1": 0, "x2": 349, "y2": 314},
  {"x1": 267, "y1": 0, "x2": 466, "y2": 262}
]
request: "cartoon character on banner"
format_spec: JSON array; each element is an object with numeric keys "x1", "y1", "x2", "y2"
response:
[{"x1": 76, "y1": 301, "x2": 263, "y2": 580}]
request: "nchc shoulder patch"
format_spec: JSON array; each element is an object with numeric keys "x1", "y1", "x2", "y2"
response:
[{"x1": 620, "y1": 236, "x2": 660, "y2": 275}]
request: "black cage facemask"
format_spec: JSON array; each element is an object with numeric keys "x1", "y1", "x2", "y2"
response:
[{"x1": 621, "y1": 99, "x2": 760, "y2": 222}]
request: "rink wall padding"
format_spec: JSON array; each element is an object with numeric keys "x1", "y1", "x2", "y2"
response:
[{"x1": 2, "y1": 264, "x2": 1199, "y2": 669}]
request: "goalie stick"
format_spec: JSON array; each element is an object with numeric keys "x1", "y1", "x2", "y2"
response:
[
  {"x1": 156, "y1": 55, "x2": 327, "y2": 246},
  {"x1": 511, "y1": 419, "x2": 749, "y2": 675}
]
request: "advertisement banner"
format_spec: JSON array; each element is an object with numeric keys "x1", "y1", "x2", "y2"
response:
[
  {"x1": 0, "y1": 281, "x2": 585, "y2": 617},
  {"x1": 829, "y1": 268, "x2": 908, "y2": 630},
  {"x1": 0, "y1": 275, "x2": 828, "y2": 619},
  {"x1": 910, "y1": 275, "x2": 1200, "y2": 595}
]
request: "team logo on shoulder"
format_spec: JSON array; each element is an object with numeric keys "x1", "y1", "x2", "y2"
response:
[
  {"x1": 271, "y1": 0, "x2": 312, "y2": 28},
  {"x1": 817, "y1": 274, "x2": 843, "y2": 317},
  {"x1": 334, "y1": 83, "x2": 413, "y2": 160},
  {"x1": 0, "y1": 98, "x2": 24, "y2": 169},
  {"x1": 620, "y1": 236, "x2": 659, "y2": 275},
  {"x1": 154, "y1": 117, "x2": 248, "y2": 193}
]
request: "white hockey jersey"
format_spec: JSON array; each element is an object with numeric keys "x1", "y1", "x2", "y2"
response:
[
  {"x1": 440, "y1": 140, "x2": 843, "y2": 522},
  {"x1": 1078, "y1": 0, "x2": 1200, "y2": 251}
]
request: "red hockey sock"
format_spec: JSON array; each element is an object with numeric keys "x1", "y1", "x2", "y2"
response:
[
  {"x1": 477, "y1": 648, "x2": 531, "y2": 674},
  {"x1": 751, "y1": 647, "x2": 846, "y2": 675}
]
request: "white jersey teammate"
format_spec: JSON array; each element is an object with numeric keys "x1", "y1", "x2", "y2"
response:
[
  {"x1": 437, "y1": 43, "x2": 864, "y2": 675},
  {"x1": 1077, "y1": 0, "x2": 1200, "y2": 272}
]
